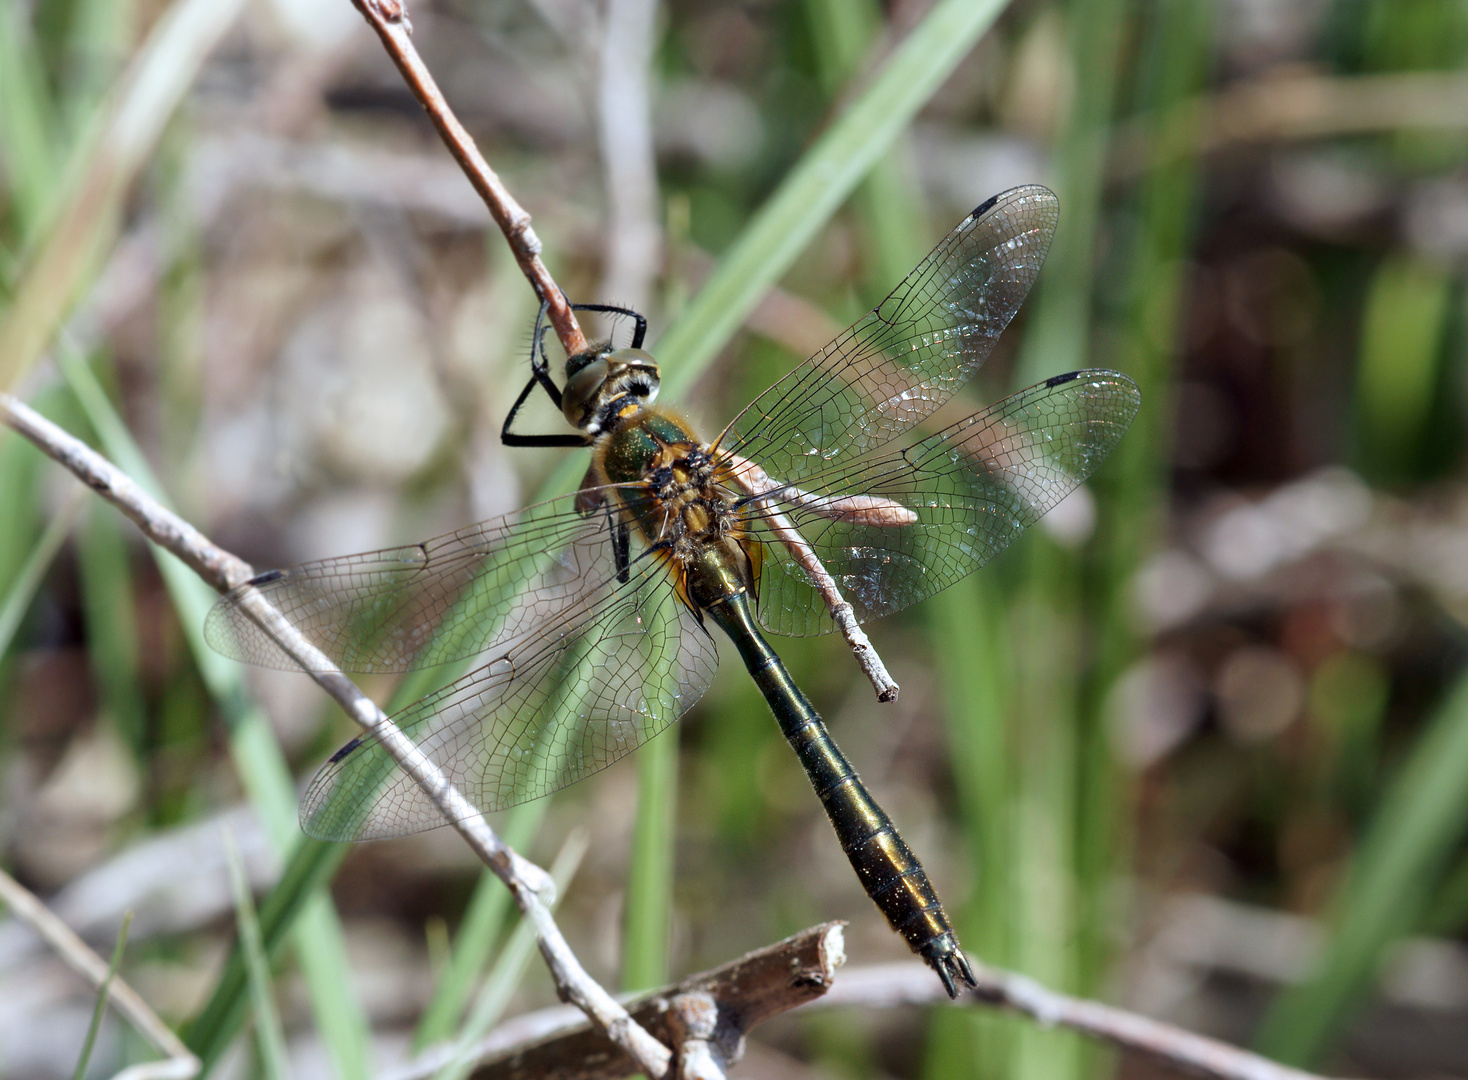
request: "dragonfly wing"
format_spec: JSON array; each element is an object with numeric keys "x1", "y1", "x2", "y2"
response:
[
  {"x1": 722, "y1": 186, "x2": 1058, "y2": 487},
  {"x1": 742, "y1": 371, "x2": 1141, "y2": 637},
  {"x1": 298, "y1": 542, "x2": 719, "y2": 840},
  {"x1": 204, "y1": 493, "x2": 636, "y2": 673}
]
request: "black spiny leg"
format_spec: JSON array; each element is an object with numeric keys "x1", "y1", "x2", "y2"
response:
[
  {"x1": 610, "y1": 508, "x2": 631, "y2": 584},
  {"x1": 501, "y1": 299, "x2": 649, "y2": 447},
  {"x1": 570, "y1": 302, "x2": 648, "y2": 349},
  {"x1": 503, "y1": 300, "x2": 587, "y2": 448}
]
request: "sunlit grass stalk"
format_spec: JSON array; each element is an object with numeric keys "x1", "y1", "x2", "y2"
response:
[
  {"x1": 930, "y1": 576, "x2": 1016, "y2": 1080},
  {"x1": 71, "y1": 911, "x2": 132, "y2": 1080},
  {"x1": 78, "y1": 499, "x2": 149, "y2": 757},
  {"x1": 1002, "y1": 0, "x2": 1133, "y2": 1078},
  {"x1": 415, "y1": 801, "x2": 547, "y2": 1048},
  {"x1": 622, "y1": 732, "x2": 678, "y2": 991},
  {"x1": 0, "y1": 2, "x2": 62, "y2": 232},
  {"x1": 224, "y1": 831, "x2": 293, "y2": 1080}
]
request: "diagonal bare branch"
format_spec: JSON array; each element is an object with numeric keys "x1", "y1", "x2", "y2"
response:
[
  {"x1": 0, "y1": 392, "x2": 673, "y2": 1078},
  {"x1": 346, "y1": 0, "x2": 590, "y2": 360}
]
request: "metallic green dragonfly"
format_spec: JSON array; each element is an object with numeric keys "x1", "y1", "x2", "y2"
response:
[{"x1": 206, "y1": 186, "x2": 1140, "y2": 996}]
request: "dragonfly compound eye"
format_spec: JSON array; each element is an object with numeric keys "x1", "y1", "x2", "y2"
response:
[
  {"x1": 561, "y1": 358, "x2": 612, "y2": 429},
  {"x1": 563, "y1": 349, "x2": 662, "y2": 432}
]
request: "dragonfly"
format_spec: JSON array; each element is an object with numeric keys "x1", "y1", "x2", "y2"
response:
[{"x1": 206, "y1": 186, "x2": 1140, "y2": 997}]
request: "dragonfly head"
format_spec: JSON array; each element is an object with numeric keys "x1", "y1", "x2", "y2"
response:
[{"x1": 562, "y1": 346, "x2": 662, "y2": 434}]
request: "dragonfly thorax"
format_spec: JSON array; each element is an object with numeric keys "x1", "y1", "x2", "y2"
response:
[
  {"x1": 561, "y1": 345, "x2": 661, "y2": 435},
  {"x1": 592, "y1": 409, "x2": 755, "y2": 600}
]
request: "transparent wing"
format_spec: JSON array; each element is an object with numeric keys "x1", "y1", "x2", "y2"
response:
[
  {"x1": 299, "y1": 532, "x2": 719, "y2": 841},
  {"x1": 720, "y1": 186, "x2": 1058, "y2": 487},
  {"x1": 737, "y1": 371, "x2": 1140, "y2": 638},
  {"x1": 205, "y1": 490, "x2": 642, "y2": 674}
]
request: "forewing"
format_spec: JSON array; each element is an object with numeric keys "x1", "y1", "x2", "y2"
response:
[
  {"x1": 721, "y1": 186, "x2": 1058, "y2": 486},
  {"x1": 205, "y1": 493, "x2": 634, "y2": 673},
  {"x1": 299, "y1": 543, "x2": 719, "y2": 841},
  {"x1": 743, "y1": 371, "x2": 1141, "y2": 637}
]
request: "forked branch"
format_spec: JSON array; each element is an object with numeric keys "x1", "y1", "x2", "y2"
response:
[{"x1": 382, "y1": 923, "x2": 847, "y2": 1080}]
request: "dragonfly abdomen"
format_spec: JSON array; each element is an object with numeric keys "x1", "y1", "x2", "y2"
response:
[{"x1": 698, "y1": 578, "x2": 976, "y2": 998}]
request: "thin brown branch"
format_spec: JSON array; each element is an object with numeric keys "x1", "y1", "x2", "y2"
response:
[
  {"x1": 0, "y1": 869, "x2": 198, "y2": 1079},
  {"x1": 821, "y1": 960, "x2": 1340, "y2": 1080},
  {"x1": 0, "y1": 393, "x2": 672, "y2": 1078},
  {"x1": 347, "y1": 0, "x2": 589, "y2": 358}
]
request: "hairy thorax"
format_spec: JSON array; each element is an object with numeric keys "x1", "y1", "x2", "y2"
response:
[{"x1": 586, "y1": 408, "x2": 757, "y2": 606}]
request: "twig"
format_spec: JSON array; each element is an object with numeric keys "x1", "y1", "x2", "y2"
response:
[
  {"x1": 821, "y1": 961, "x2": 1341, "y2": 1080},
  {"x1": 722, "y1": 451, "x2": 901, "y2": 701},
  {"x1": 0, "y1": 869, "x2": 198, "y2": 1080},
  {"x1": 0, "y1": 394, "x2": 673, "y2": 1078},
  {"x1": 346, "y1": 0, "x2": 589, "y2": 359},
  {"x1": 383, "y1": 922, "x2": 847, "y2": 1080},
  {"x1": 392, "y1": 931, "x2": 1335, "y2": 1080}
]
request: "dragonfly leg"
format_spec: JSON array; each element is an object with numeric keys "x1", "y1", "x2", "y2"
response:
[
  {"x1": 568, "y1": 302, "x2": 648, "y2": 349},
  {"x1": 611, "y1": 508, "x2": 631, "y2": 584},
  {"x1": 502, "y1": 372, "x2": 587, "y2": 446},
  {"x1": 502, "y1": 300, "x2": 651, "y2": 446}
]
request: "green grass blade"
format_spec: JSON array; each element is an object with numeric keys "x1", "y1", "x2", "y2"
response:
[
  {"x1": 655, "y1": 0, "x2": 1011, "y2": 400},
  {"x1": 186, "y1": 835, "x2": 349, "y2": 1069},
  {"x1": 621, "y1": 732, "x2": 677, "y2": 992},
  {"x1": 71, "y1": 910, "x2": 132, "y2": 1080},
  {"x1": 0, "y1": 3, "x2": 63, "y2": 232},
  {"x1": 78, "y1": 499, "x2": 149, "y2": 756},
  {"x1": 414, "y1": 801, "x2": 546, "y2": 1049},
  {"x1": 434, "y1": 830, "x2": 588, "y2": 1080},
  {"x1": 1255, "y1": 668, "x2": 1468, "y2": 1064},
  {"x1": 0, "y1": 487, "x2": 81, "y2": 656},
  {"x1": 1354, "y1": 256, "x2": 1452, "y2": 481},
  {"x1": 928, "y1": 574, "x2": 1016, "y2": 1079},
  {"x1": 224, "y1": 831, "x2": 293, "y2": 1080}
]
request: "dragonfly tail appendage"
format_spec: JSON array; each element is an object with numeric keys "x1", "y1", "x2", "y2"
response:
[{"x1": 921, "y1": 933, "x2": 977, "y2": 999}]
